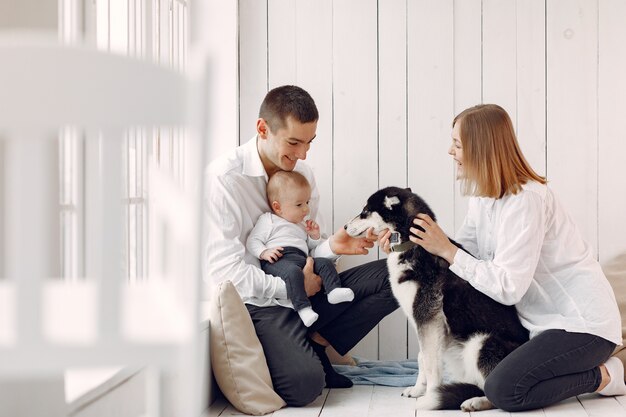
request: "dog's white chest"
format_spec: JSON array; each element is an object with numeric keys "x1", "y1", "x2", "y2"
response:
[{"x1": 387, "y1": 253, "x2": 419, "y2": 321}]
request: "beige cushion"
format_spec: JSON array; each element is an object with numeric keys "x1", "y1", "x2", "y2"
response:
[
  {"x1": 603, "y1": 253, "x2": 626, "y2": 379},
  {"x1": 209, "y1": 281, "x2": 285, "y2": 415}
]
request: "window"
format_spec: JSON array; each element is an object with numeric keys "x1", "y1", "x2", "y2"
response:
[{"x1": 59, "y1": 0, "x2": 188, "y2": 282}]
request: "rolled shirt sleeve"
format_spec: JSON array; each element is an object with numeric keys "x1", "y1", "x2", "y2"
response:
[{"x1": 449, "y1": 191, "x2": 545, "y2": 306}]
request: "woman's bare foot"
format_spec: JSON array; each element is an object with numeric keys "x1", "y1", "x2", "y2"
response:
[
  {"x1": 596, "y1": 363, "x2": 610, "y2": 392},
  {"x1": 597, "y1": 357, "x2": 626, "y2": 396}
]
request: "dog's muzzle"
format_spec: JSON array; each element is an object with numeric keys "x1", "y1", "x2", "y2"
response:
[{"x1": 343, "y1": 215, "x2": 365, "y2": 237}]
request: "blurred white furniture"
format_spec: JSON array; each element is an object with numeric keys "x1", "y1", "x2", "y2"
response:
[{"x1": 0, "y1": 33, "x2": 208, "y2": 417}]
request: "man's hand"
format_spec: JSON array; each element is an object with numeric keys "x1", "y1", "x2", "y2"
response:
[
  {"x1": 329, "y1": 226, "x2": 378, "y2": 255},
  {"x1": 303, "y1": 257, "x2": 322, "y2": 297},
  {"x1": 259, "y1": 247, "x2": 283, "y2": 263}
]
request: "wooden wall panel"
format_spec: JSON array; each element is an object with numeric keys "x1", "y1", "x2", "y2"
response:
[
  {"x1": 239, "y1": 0, "x2": 268, "y2": 142},
  {"x1": 294, "y1": 0, "x2": 334, "y2": 236},
  {"x1": 483, "y1": 0, "x2": 517, "y2": 124},
  {"x1": 406, "y1": 0, "x2": 454, "y2": 358},
  {"x1": 547, "y1": 0, "x2": 598, "y2": 252},
  {"x1": 268, "y1": 0, "x2": 296, "y2": 87},
  {"x1": 332, "y1": 0, "x2": 379, "y2": 359},
  {"x1": 452, "y1": 0, "x2": 480, "y2": 234},
  {"x1": 377, "y1": 0, "x2": 409, "y2": 361},
  {"x1": 516, "y1": 0, "x2": 547, "y2": 178},
  {"x1": 598, "y1": 0, "x2": 626, "y2": 263},
  {"x1": 237, "y1": 0, "x2": 626, "y2": 360}
]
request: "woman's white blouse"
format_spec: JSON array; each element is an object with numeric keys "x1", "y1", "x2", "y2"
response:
[{"x1": 449, "y1": 181, "x2": 622, "y2": 344}]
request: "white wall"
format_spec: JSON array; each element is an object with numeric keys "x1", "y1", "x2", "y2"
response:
[{"x1": 237, "y1": 0, "x2": 626, "y2": 361}]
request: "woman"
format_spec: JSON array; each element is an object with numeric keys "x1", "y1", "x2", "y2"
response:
[{"x1": 384, "y1": 104, "x2": 625, "y2": 411}]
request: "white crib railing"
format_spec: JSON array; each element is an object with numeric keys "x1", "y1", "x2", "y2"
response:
[{"x1": 0, "y1": 33, "x2": 208, "y2": 417}]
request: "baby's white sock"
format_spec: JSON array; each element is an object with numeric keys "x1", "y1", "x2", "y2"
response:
[
  {"x1": 599, "y1": 356, "x2": 626, "y2": 396},
  {"x1": 298, "y1": 307, "x2": 319, "y2": 327},
  {"x1": 327, "y1": 288, "x2": 355, "y2": 304}
]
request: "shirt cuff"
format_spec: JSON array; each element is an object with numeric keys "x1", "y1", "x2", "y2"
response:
[
  {"x1": 311, "y1": 239, "x2": 341, "y2": 262},
  {"x1": 449, "y1": 249, "x2": 477, "y2": 281}
]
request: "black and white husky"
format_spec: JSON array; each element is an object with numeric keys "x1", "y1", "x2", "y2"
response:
[{"x1": 344, "y1": 187, "x2": 529, "y2": 411}]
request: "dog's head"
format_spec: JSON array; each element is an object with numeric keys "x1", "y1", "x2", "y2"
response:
[{"x1": 344, "y1": 187, "x2": 436, "y2": 245}]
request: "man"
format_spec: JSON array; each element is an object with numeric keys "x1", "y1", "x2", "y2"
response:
[{"x1": 205, "y1": 85, "x2": 398, "y2": 406}]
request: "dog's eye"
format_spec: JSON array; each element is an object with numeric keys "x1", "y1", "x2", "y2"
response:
[{"x1": 360, "y1": 209, "x2": 369, "y2": 218}]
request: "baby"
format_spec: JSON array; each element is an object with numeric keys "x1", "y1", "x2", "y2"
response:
[{"x1": 246, "y1": 170, "x2": 354, "y2": 326}]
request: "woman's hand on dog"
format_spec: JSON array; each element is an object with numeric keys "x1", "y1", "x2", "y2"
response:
[
  {"x1": 330, "y1": 227, "x2": 377, "y2": 255},
  {"x1": 410, "y1": 213, "x2": 458, "y2": 264}
]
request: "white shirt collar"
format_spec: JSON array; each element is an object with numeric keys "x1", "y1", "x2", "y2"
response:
[{"x1": 242, "y1": 136, "x2": 268, "y2": 179}]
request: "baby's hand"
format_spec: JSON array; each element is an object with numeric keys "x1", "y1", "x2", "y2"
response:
[
  {"x1": 260, "y1": 247, "x2": 283, "y2": 263},
  {"x1": 305, "y1": 220, "x2": 321, "y2": 240}
]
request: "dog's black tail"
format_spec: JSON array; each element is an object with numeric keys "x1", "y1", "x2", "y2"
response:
[{"x1": 437, "y1": 383, "x2": 485, "y2": 409}]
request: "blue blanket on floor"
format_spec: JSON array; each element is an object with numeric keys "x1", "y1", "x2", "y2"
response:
[{"x1": 332, "y1": 357, "x2": 418, "y2": 387}]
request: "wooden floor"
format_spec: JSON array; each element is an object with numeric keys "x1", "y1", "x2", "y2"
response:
[{"x1": 207, "y1": 386, "x2": 626, "y2": 417}]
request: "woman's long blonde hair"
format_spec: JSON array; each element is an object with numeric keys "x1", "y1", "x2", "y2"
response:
[{"x1": 453, "y1": 104, "x2": 546, "y2": 198}]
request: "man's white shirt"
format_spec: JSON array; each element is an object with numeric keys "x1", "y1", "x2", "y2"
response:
[{"x1": 204, "y1": 136, "x2": 338, "y2": 307}]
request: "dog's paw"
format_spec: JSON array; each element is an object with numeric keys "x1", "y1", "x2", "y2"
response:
[
  {"x1": 402, "y1": 384, "x2": 426, "y2": 398},
  {"x1": 414, "y1": 393, "x2": 440, "y2": 410},
  {"x1": 460, "y1": 396, "x2": 494, "y2": 412}
]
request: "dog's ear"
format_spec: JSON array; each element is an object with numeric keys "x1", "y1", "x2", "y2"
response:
[
  {"x1": 384, "y1": 196, "x2": 400, "y2": 210},
  {"x1": 405, "y1": 187, "x2": 412, "y2": 193}
]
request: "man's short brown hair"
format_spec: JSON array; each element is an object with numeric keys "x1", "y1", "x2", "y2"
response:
[{"x1": 259, "y1": 85, "x2": 319, "y2": 133}]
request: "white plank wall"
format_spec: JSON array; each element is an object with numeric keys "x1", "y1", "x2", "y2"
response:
[
  {"x1": 598, "y1": 0, "x2": 626, "y2": 264},
  {"x1": 483, "y1": 0, "x2": 547, "y2": 180},
  {"x1": 483, "y1": 0, "x2": 517, "y2": 125},
  {"x1": 332, "y1": 0, "x2": 380, "y2": 359},
  {"x1": 452, "y1": 0, "x2": 480, "y2": 232},
  {"x1": 547, "y1": 0, "x2": 599, "y2": 253},
  {"x1": 237, "y1": 0, "x2": 626, "y2": 360},
  {"x1": 239, "y1": 0, "x2": 268, "y2": 142},
  {"x1": 406, "y1": 0, "x2": 455, "y2": 360},
  {"x1": 378, "y1": 0, "x2": 409, "y2": 361},
  {"x1": 292, "y1": 0, "x2": 334, "y2": 235},
  {"x1": 516, "y1": 0, "x2": 546, "y2": 178}
]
